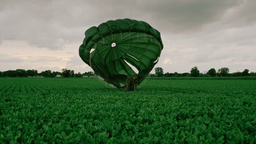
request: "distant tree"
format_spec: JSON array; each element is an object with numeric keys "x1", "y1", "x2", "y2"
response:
[
  {"x1": 176, "y1": 73, "x2": 183, "y2": 77},
  {"x1": 71, "y1": 70, "x2": 75, "y2": 77},
  {"x1": 51, "y1": 71, "x2": 58, "y2": 77},
  {"x1": 242, "y1": 69, "x2": 249, "y2": 76},
  {"x1": 62, "y1": 68, "x2": 74, "y2": 77},
  {"x1": 155, "y1": 67, "x2": 163, "y2": 77},
  {"x1": 27, "y1": 69, "x2": 38, "y2": 77},
  {"x1": 164, "y1": 72, "x2": 175, "y2": 77},
  {"x1": 168, "y1": 73, "x2": 175, "y2": 77},
  {"x1": 82, "y1": 72, "x2": 88, "y2": 77},
  {"x1": 86, "y1": 71, "x2": 94, "y2": 77},
  {"x1": 164, "y1": 72, "x2": 170, "y2": 77},
  {"x1": 35, "y1": 70, "x2": 38, "y2": 76},
  {"x1": 16, "y1": 69, "x2": 27, "y2": 77},
  {"x1": 199, "y1": 73, "x2": 204, "y2": 77},
  {"x1": 227, "y1": 74, "x2": 232, "y2": 77},
  {"x1": 57, "y1": 72, "x2": 62, "y2": 75},
  {"x1": 27, "y1": 70, "x2": 33, "y2": 76},
  {"x1": 190, "y1": 66, "x2": 200, "y2": 77},
  {"x1": 174, "y1": 72, "x2": 178, "y2": 77},
  {"x1": 182, "y1": 73, "x2": 190, "y2": 77},
  {"x1": 250, "y1": 72, "x2": 256, "y2": 76},
  {"x1": 6, "y1": 70, "x2": 18, "y2": 77},
  {"x1": 217, "y1": 67, "x2": 229, "y2": 77},
  {"x1": 40, "y1": 70, "x2": 52, "y2": 77},
  {"x1": 207, "y1": 68, "x2": 216, "y2": 77},
  {"x1": 0, "y1": 71, "x2": 3, "y2": 77},
  {"x1": 54, "y1": 71, "x2": 62, "y2": 76},
  {"x1": 3, "y1": 71, "x2": 8, "y2": 77},
  {"x1": 75, "y1": 72, "x2": 83, "y2": 77},
  {"x1": 233, "y1": 71, "x2": 243, "y2": 77}
]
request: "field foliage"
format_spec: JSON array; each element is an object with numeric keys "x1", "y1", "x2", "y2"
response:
[{"x1": 0, "y1": 77, "x2": 256, "y2": 143}]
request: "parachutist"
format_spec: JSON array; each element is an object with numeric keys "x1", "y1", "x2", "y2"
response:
[{"x1": 126, "y1": 76, "x2": 137, "y2": 91}]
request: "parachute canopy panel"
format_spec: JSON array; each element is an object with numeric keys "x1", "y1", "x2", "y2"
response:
[{"x1": 79, "y1": 18, "x2": 163, "y2": 88}]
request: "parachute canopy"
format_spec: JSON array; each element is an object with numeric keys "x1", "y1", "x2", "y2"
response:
[{"x1": 79, "y1": 18, "x2": 163, "y2": 88}]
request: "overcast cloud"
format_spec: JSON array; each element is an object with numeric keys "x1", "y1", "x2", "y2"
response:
[{"x1": 0, "y1": 0, "x2": 256, "y2": 73}]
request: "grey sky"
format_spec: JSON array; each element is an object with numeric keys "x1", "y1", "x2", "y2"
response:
[{"x1": 0, "y1": 0, "x2": 256, "y2": 73}]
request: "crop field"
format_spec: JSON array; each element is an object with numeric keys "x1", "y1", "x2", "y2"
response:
[{"x1": 0, "y1": 77, "x2": 256, "y2": 143}]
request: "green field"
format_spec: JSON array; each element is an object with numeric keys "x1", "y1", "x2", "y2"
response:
[{"x1": 0, "y1": 77, "x2": 256, "y2": 143}]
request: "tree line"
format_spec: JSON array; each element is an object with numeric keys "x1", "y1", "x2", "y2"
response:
[
  {"x1": 1, "y1": 67, "x2": 255, "y2": 78},
  {"x1": 0, "y1": 68, "x2": 94, "y2": 78},
  {"x1": 154, "y1": 67, "x2": 256, "y2": 77}
]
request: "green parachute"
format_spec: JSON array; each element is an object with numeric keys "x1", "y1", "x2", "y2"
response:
[{"x1": 79, "y1": 18, "x2": 163, "y2": 88}]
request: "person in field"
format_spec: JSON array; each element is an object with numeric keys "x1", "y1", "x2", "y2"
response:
[{"x1": 126, "y1": 76, "x2": 136, "y2": 91}]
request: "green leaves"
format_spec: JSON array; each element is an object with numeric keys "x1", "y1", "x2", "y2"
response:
[{"x1": 0, "y1": 78, "x2": 256, "y2": 143}]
